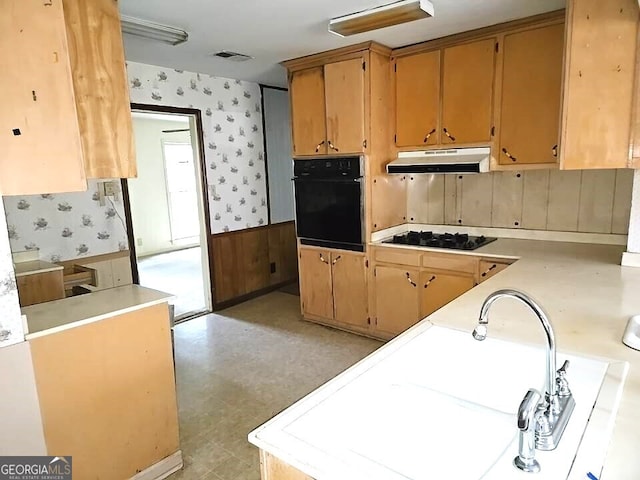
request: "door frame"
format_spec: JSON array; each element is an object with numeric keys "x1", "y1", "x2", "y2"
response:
[{"x1": 122, "y1": 103, "x2": 216, "y2": 314}]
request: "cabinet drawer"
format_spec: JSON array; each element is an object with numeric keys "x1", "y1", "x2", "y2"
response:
[
  {"x1": 478, "y1": 259, "x2": 512, "y2": 282},
  {"x1": 374, "y1": 248, "x2": 422, "y2": 267},
  {"x1": 421, "y1": 252, "x2": 478, "y2": 274}
]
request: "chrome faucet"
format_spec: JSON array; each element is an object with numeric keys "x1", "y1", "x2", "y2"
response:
[{"x1": 472, "y1": 289, "x2": 575, "y2": 472}]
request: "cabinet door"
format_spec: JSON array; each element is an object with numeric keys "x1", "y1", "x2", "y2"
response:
[
  {"x1": 395, "y1": 51, "x2": 441, "y2": 147},
  {"x1": 374, "y1": 265, "x2": 420, "y2": 335},
  {"x1": 63, "y1": 0, "x2": 136, "y2": 178},
  {"x1": 332, "y1": 252, "x2": 368, "y2": 328},
  {"x1": 290, "y1": 67, "x2": 327, "y2": 155},
  {"x1": 17, "y1": 271, "x2": 65, "y2": 307},
  {"x1": 324, "y1": 58, "x2": 365, "y2": 154},
  {"x1": 0, "y1": 0, "x2": 86, "y2": 195},
  {"x1": 299, "y1": 248, "x2": 333, "y2": 320},
  {"x1": 441, "y1": 39, "x2": 496, "y2": 144},
  {"x1": 498, "y1": 24, "x2": 564, "y2": 165},
  {"x1": 420, "y1": 270, "x2": 476, "y2": 318}
]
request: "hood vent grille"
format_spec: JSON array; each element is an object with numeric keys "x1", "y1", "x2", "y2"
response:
[{"x1": 387, "y1": 147, "x2": 491, "y2": 174}]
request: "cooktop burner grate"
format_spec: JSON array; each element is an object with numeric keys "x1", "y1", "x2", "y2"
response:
[{"x1": 384, "y1": 231, "x2": 496, "y2": 250}]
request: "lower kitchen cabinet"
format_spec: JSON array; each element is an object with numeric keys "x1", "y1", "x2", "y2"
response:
[
  {"x1": 16, "y1": 271, "x2": 66, "y2": 307},
  {"x1": 478, "y1": 258, "x2": 513, "y2": 282},
  {"x1": 374, "y1": 265, "x2": 421, "y2": 336},
  {"x1": 298, "y1": 246, "x2": 368, "y2": 329},
  {"x1": 420, "y1": 270, "x2": 475, "y2": 317}
]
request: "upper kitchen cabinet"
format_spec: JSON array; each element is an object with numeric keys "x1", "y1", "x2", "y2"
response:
[
  {"x1": 1, "y1": 0, "x2": 86, "y2": 195},
  {"x1": 441, "y1": 39, "x2": 496, "y2": 145},
  {"x1": 497, "y1": 22, "x2": 564, "y2": 167},
  {"x1": 63, "y1": 0, "x2": 136, "y2": 179},
  {"x1": 0, "y1": 0, "x2": 136, "y2": 196},
  {"x1": 560, "y1": 0, "x2": 639, "y2": 170},
  {"x1": 284, "y1": 42, "x2": 392, "y2": 158},
  {"x1": 290, "y1": 67, "x2": 327, "y2": 155},
  {"x1": 393, "y1": 38, "x2": 496, "y2": 149},
  {"x1": 394, "y1": 51, "x2": 441, "y2": 147}
]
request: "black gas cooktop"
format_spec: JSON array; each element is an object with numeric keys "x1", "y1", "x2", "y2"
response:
[{"x1": 384, "y1": 231, "x2": 496, "y2": 251}]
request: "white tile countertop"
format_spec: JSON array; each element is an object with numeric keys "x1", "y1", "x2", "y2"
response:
[
  {"x1": 22, "y1": 285, "x2": 174, "y2": 339},
  {"x1": 250, "y1": 235, "x2": 640, "y2": 480},
  {"x1": 13, "y1": 260, "x2": 63, "y2": 277}
]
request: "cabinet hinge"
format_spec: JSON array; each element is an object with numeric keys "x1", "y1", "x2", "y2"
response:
[
  {"x1": 365, "y1": 259, "x2": 369, "y2": 268},
  {"x1": 374, "y1": 268, "x2": 377, "y2": 277},
  {"x1": 394, "y1": 134, "x2": 397, "y2": 143},
  {"x1": 491, "y1": 126, "x2": 495, "y2": 137},
  {"x1": 363, "y1": 139, "x2": 367, "y2": 149},
  {"x1": 495, "y1": 42, "x2": 499, "y2": 53},
  {"x1": 394, "y1": 63, "x2": 397, "y2": 73},
  {"x1": 367, "y1": 317, "x2": 371, "y2": 325},
  {"x1": 363, "y1": 61, "x2": 366, "y2": 71}
]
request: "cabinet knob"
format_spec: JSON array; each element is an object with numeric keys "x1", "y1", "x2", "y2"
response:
[
  {"x1": 319, "y1": 253, "x2": 329, "y2": 264},
  {"x1": 552, "y1": 144, "x2": 558, "y2": 158},
  {"x1": 328, "y1": 140, "x2": 339, "y2": 152},
  {"x1": 481, "y1": 264, "x2": 497, "y2": 277},
  {"x1": 332, "y1": 255, "x2": 342, "y2": 265},
  {"x1": 502, "y1": 147, "x2": 518, "y2": 162},
  {"x1": 406, "y1": 272, "x2": 417, "y2": 287},
  {"x1": 423, "y1": 275, "x2": 437, "y2": 288},
  {"x1": 443, "y1": 128, "x2": 456, "y2": 142},
  {"x1": 315, "y1": 140, "x2": 326, "y2": 153},
  {"x1": 423, "y1": 128, "x2": 436, "y2": 143}
]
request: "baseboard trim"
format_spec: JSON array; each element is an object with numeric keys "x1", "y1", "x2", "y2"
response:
[
  {"x1": 129, "y1": 450, "x2": 183, "y2": 480},
  {"x1": 622, "y1": 251, "x2": 640, "y2": 267},
  {"x1": 213, "y1": 279, "x2": 297, "y2": 311}
]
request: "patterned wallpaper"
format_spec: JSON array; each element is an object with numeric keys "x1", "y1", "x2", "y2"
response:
[
  {"x1": 0, "y1": 197, "x2": 24, "y2": 348},
  {"x1": 126, "y1": 61, "x2": 268, "y2": 233},
  {"x1": 2, "y1": 180, "x2": 128, "y2": 262}
]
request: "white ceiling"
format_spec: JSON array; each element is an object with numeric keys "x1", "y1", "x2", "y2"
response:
[{"x1": 119, "y1": 0, "x2": 566, "y2": 88}]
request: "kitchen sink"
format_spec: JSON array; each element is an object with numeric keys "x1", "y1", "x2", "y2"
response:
[{"x1": 273, "y1": 326, "x2": 628, "y2": 480}]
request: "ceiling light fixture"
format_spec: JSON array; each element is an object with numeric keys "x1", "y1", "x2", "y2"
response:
[
  {"x1": 328, "y1": 0, "x2": 434, "y2": 37},
  {"x1": 120, "y1": 15, "x2": 189, "y2": 46}
]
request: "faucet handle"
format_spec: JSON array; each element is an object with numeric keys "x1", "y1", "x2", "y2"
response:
[{"x1": 556, "y1": 360, "x2": 571, "y2": 397}]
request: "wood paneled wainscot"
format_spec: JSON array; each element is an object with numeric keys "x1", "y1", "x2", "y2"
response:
[
  {"x1": 298, "y1": 245, "x2": 369, "y2": 334},
  {"x1": 212, "y1": 222, "x2": 298, "y2": 307},
  {"x1": 0, "y1": 0, "x2": 135, "y2": 195},
  {"x1": 28, "y1": 302, "x2": 179, "y2": 479}
]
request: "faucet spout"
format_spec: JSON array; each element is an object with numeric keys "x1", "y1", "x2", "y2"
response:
[{"x1": 474, "y1": 289, "x2": 557, "y2": 402}]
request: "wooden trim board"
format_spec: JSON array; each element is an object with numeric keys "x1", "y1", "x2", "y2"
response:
[{"x1": 129, "y1": 451, "x2": 183, "y2": 480}]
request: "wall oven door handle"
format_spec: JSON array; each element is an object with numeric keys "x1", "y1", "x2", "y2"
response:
[{"x1": 293, "y1": 177, "x2": 362, "y2": 183}]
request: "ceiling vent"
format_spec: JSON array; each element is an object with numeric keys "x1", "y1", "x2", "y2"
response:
[{"x1": 212, "y1": 51, "x2": 253, "y2": 62}]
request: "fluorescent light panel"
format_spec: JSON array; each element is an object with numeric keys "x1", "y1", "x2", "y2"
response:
[
  {"x1": 120, "y1": 15, "x2": 188, "y2": 46},
  {"x1": 329, "y1": 0, "x2": 434, "y2": 37}
]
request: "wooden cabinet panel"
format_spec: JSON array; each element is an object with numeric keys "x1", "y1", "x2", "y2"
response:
[
  {"x1": 29, "y1": 303, "x2": 179, "y2": 479},
  {"x1": 374, "y1": 265, "x2": 420, "y2": 335},
  {"x1": 63, "y1": 0, "x2": 136, "y2": 178},
  {"x1": 478, "y1": 259, "x2": 511, "y2": 282},
  {"x1": 0, "y1": 0, "x2": 86, "y2": 195},
  {"x1": 17, "y1": 271, "x2": 65, "y2": 307},
  {"x1": 324, "y1": 58, "x2": 365, "y2": 154},
  {"x1": 499, "y1": 24, "x2": 564, "y2": 165},
  {"x1": 299, "y1": 248, "x2": 333, "y2": 320},
  {"x1": 560, "y1": 0, "x2": 638, "y2": 169},
  {"x1": 374, "y1": 247, "x2": 421, "y2": 267},
  {"x1": 242, "y1": 228, "x2": 271, "y2": 293},
  {"x1": 420, "y1": 270, "x2": 475, "y2": 317},
  {"x1": 290, "y1": 67, "x2": 327, "y2": 156},
  {"x1": 332, "y1": 252, "x2": 368, "y2": 328},
  {"x1": 421, "y1": 251, "x2": 478, "y2": 274},
  {"x1": 395, "y1": 51, "x2": 441, "y2": 147},
  {"x1": 212, "y1": 234, "x2": 245, "y2": 303},
  {"x1": 442, "y1": 39, "x2": 496, "y2": 144}
]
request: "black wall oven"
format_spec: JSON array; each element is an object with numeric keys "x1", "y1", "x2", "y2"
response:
[{"x1": 293, "y1": 157, "x2": 364, "y2": 252}]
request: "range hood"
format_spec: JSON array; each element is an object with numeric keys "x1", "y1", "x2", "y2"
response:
[{"x1": 386, "y1": 147, "x2": 490, "y2": 174}]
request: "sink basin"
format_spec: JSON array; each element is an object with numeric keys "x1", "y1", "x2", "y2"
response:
[{"x1": 250, "y1": 325, "x2": 627, "y2": 480}]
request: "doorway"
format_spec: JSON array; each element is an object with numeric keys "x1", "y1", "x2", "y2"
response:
[{"x1": 124, "y1": 106, "x2": 212, "y2": 321}]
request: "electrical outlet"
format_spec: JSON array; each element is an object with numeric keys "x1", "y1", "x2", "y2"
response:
[
  {"x1": 137, "y1": 238, "x2": 143, "y2": 246},
  {"x1": 103, "y1": 181, "x2": 118, "y2": 196}
]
